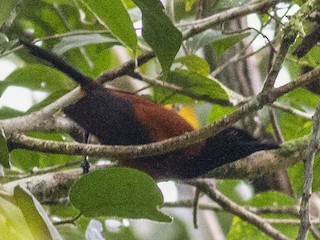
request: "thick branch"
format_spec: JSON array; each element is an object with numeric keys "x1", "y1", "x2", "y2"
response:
[
  {"x1": 0, "y1": 87, "x2": 82, "y2": 135},
  {"x1": 1, "y1": 168, "x2": 83, "y2": 203},
  {"x1": 207, "y1": 135, "x2": 309, "y2": 179},
  {"x1": 2, "y1": 136, "x2": 309, "y2": 203}
]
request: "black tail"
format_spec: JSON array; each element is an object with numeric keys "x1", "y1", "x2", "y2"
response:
[
  {"x1": 21, "y1": 40, "x2": 98, "y2": 91},
  {"x1": 201, "y1": 127, "x2": 280, "y2": 168}
]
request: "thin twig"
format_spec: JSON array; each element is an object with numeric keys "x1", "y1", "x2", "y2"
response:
[
  {"x1": 193, "y1": 188, "x2": 201, "y2": 229},
  {"x1": 271, "y1": 102, "x2": 313, "y2": 120},
  {"x1": 211, "y1": 41, "x2": 273, "y2": 77},
  {"x1": 182, "y1": 0, "x2": 277, "y2": 39},
  {"x1": 269, "y1": 107, "x2": 284, "y2": 144},
  {"x1": 53, "y1": 213, "x2": 82, "y2": 225},
  {"x1": 2, "y1": 159, "x2": 82, "y2": 180}
]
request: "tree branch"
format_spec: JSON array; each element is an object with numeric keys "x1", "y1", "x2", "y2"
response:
[
  {"x1": 205, "y1": 135, "x2": 309, "y2": 179},
  {"x1": 182, "y1": 0, "x2": 278, "y2": 39},
  {"x1": 297, "y1": 101, "x2": 320, "y2": 239},
  {"x1": 163, "y1": 200, "x2": 300, "y2": 216},
  {"x1": 187, "y1": 179, "x2": 289, "y2": 240},
  {"x1": 2, "y1": 136, "x2": 309, "y2": 204}
]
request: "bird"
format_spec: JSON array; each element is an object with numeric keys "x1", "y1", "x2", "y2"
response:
[{"x1": 22, "y1": 41, "x2": 280, "y2": 180}]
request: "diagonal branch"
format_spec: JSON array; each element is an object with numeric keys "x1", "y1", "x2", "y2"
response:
[
  {"x1": 186, "y1": 179, "x2": 289, "y2": 240},
  {"x1": 182, "y1": 0, "x2": 278, "y2": 39},
  {"x1": 7, "y1": 67, "x2": 320, "y2": 161}
]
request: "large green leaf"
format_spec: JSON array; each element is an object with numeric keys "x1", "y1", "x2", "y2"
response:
[
  {"x1": 279, "y1": 88, "x2": 319, "y2": 111},
  {"x1": 274, "y1": 89, "x2": 316, "y2": 141},
  {"x1": 207, "y1": 105, "x2": 236, "y2": 124},
  {"x1": 174, "y1": 55, "x2": 210, "y2": 76},
  {"x1": 227, "y1": 217, "x2": 270, "y2": 240},
  {"x1": 274, "y1": 112, "x2": 311, "y2": 141},
  {"x1": 154, "y1": 69, "x2": 230, "y2": 104},
  {"x1": 227, "y1": 216, "x2": 299, "y2": 240},
  {"x1": 70, "y1": 168, "x2": 171, "y2": 222},
  {"x1": 81, "y1": 0, "x2": 137, "y2": 51},
  {"x1": 133, "y1": 0, "x2": 182, "y2": 77},
  {"x1": 187, "y1": 29, "x2": 250, "y2": 58},
  {"x1": 3, "y1": 64, "x2": 76, "y2": 92},
  {"x1": 247, "y1": 191, "x2": 295, "y2": 207},
  {"x1": 52, "y1": 33, "x2": 120, "y2": 55},
  {"x1": 0, "y1": 186, "x2": 62, "y2": 240},
  {"x1": 10, "y1": 132, "x2": 76, "y2": 171}
]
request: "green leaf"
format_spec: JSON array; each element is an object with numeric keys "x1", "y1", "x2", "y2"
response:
[
  {"x1": 280, "y1": 88, "x2": 319, "y2": 111},
  {"x1": 247, "y1": 191, "x2": 295, "y2": 207},
  {"x1": 291, "y1": 0, "x2": 304, "y2": 6},
  {"x1": 228, "y1": 216, "x2": 299, "y2": 240},
  {"x1": 212, "y1": 31, "x2": 250, "y2": 58},
  {"x1": 10, "y1": 149, "x2": 41, "y2": 171},
  {"x1": 70, "y1": 168, "x2": 171, "y2": 222},
  {"x1": 207, "y1": 105, "x2": 236, "y2": 124},
  {"x1": 133, "y1": 0, "x2": 182, "y2": 77},
  {"x1": 0, "y1": 186, "x2": 62, "y2": 240},
  {"x1": 187, "y1": 29, "x2": 250, "y2": 58},
  {"x1": 10, "y1": 132, "x2": 76, "y2": 171},
  {"x1": 227, "y1": 217, "x2": 270, "y2": 240},
  {"x1": 289, "y1": 155, "x2": 320, "y2": 196},
  {"x1": 156, "y1": 69, "x2": 229, "y2": 103},
  {"x1": 187, "y1": 29, "x2": 221, "y2": 51},
  {"x1": 216, "y1": 179, "x2": 246, "y2": 204},
  {"x1": 228, "y1": 192, "x2": 297, "y2": 239},
  {"x1": 0, "y1": 35, "x2": 19, "y2": 55},
  {"x1": 275, "y1": 112, "x2": 311, "y2": 141},
  {"x1": 0, "y1": 106, "x2": 23, "y2": 119},
  {"x1": 52, "y1": 33, "x2": 120, "y2": 55},
  {"x1": 3, "y1": 64, "x2": 76, "y2": 92},
  {"x1": 185, "y1": 0, "x2": 197, "y2": 12},
  {"x1": 174, "y1": 55, "x2": 210, "y2": 76},
  {"x1": 56, "y1": 225, "x2": 85, "y2": 240},
  {"x1": 81, "y1": 0, "x2": 137, "y2": 51},
  {"x1": 0, "y1": 0, "x2": 19, "y2": 28},
  {"x1": 0, "y1": 130, "x2": 10, "y2": 168}
]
